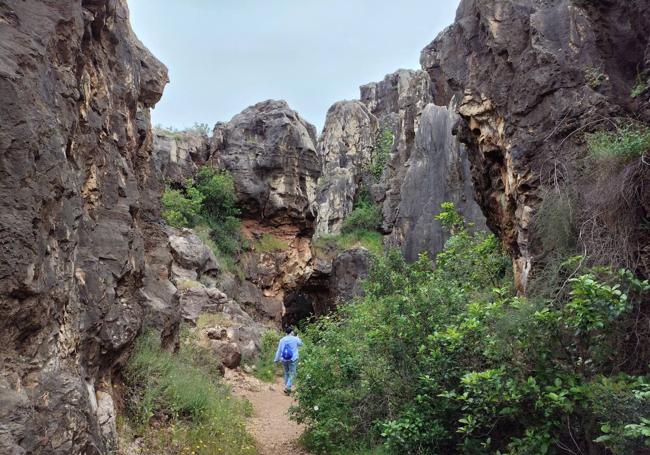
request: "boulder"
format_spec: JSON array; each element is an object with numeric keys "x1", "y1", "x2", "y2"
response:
[
  {"x1": 209, "y1": 100, "x2": 321, "y2": 229},
  {"x1": 211, "y1": 341, "x2": 242, "y2": 369},
  {"x1": 152, "y1": 129, "x2": 210, "y2": 184},
  {"x1": 179, "y1": 287, "x2": 228, "y2": 324},
  {"x1": 169, "y1": 231, "x2": 220, "y2": 277}
]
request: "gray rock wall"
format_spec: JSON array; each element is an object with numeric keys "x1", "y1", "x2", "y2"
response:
[
  {"x1": 315, "y1": 68, "x2": 485, "y2": 260},
  {"x1": 422, "y1": 0, "x2": 650, "y2": 290},
  {"x1": 0, "y1": 1, "x2": 174, "y2": 453}
]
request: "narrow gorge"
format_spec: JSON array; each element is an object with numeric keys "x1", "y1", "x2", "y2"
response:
[{"x1": 1, "y1": 0, "x2": 649, "y2": 454}]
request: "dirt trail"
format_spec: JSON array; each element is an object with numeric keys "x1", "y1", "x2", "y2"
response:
[{"x1": 225, "y1": 369, "x2": 309, "y2": 455}]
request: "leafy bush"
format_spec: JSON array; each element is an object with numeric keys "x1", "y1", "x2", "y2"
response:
[
  {"x1": 193, "y1": 166, "x2": 239, "y2": 223},
  {"x1": 161, "y1": 166, "x2": 246, "y2": 269},
  {"x1": 123, "y1": 329, "x2": 255, "y2": 455},
  {"x1": 253, "y1": 330, "x2": 283, "y2": 382},
  {"x1": 341, "y1": 204, "x2": 382, "y2": 234},
  {"x1": 586, "y1": 123, "x2": 650, "y2": 160},
  {"x1": 161, "y1": 187, "x2": 203, "y2": 228},
  {"x1": 292, "y1": 203, "x2": 650, "y2": 454},
  {"x1": 192, "y1": 122, "x2": 211, "y2": 135}
]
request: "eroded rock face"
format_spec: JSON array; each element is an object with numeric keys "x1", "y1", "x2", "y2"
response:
[
  {"x1": 421, "y1": 0, "x2": 650, "y2": 290},
  {"x1": 315, "y1": 68, "x2": 485, "y2": 260},
  {"x1": 210, "y1": 100, "x2": 321, "y2": 230},
  {"x1": 390, "y1": 104, "x2": 485, "y2": 261},
  {"x1": 314, "y1": 101, "x2": 378, "y2": 235},
  {"x1": 0, "y1": 1, "x2": 171, "y2": 453},
  {"x1": 152, "y1": 129, "x2": 210, "y2": 184}
]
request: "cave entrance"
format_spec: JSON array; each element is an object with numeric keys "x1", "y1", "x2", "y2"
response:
[{"x1": 282, "y1": 277, "x2": 333, "y2": 328}]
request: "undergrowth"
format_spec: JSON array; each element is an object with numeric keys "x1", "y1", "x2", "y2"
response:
[
  {"x1": 162, "y1": 166, "x2": 245, "y2": 277},
  {"x1": 253, "y1": 234, "x2": 289, "y2": 254},
  {"x1": 252, "y1": 330, "x2": 283, "y2": 383},
  {"x1": 123, "y1": 329, "x2": 255, "y2": 455},
  {"x1": 585, "y1": 122, "x2": 650, "y2": 161},
  {"x1": 292, "y1": 203, "x2": 650, "y2": 454}
]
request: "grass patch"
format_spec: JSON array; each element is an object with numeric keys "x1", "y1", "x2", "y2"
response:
[
  {"x1": 586, "y1": 123, "x2": 650, "y2": 161},
  {"x1": 314, "y1": 230, "x2": 383, "y2": 257},
  {"x1": 254, "y1": 233, "x2": 289, "y2": 254},
  {"x1": 196, "y1": 313, "x2": 233, "y2": 329},
  {"x1": 253, "y1": 330, "x2": 283, "y2": 383},
  {"x1": 123, "y1": 329, "x2": 255, "y2": 455},
  {"x1": 176, "y1": 279, "x2": 202, "y2": 291}
]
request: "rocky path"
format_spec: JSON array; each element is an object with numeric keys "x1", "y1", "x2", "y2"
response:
[{"x1": 225, "y1": 369, "x2": 309, "y2": 455}]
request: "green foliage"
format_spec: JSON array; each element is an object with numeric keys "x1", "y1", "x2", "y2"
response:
[
  {"x1": 631, "y1": 71, "x2": 648, "y2": 99},
  {"x1": 341, "y1": 204, "x2": 382, "y2": 234},
  {"x1": 161, "y1": 166, "x2": 246, "y2": 269},
  {"x1": 586, "y1": 123, "x2": 650, "y2": 161},
  {"x1": 193, "y1": 166, "x2": 239, "y2": 224},
  {"x1": 292, "y1": 202, "x2": 650, "y2": 454},
  {"x1": 370, "y1": 128, "x2": 394, "y2": 181},
  {"x1": 161, "y1": 187, "x2": 204, "y2": 228},
  {"x1": 123, "y1": 329, "x2": 255, "y2": 454},
  {"x1": 253, "y1": 330, "x2": 283, "y2": 382},
  {"x1": 315, "y1": 230, "x2": 384, "y2": 257},
  {"x1": 193, "y1": 224, "x2": 243, "y2": 278},
  {"x1": 590, "y1": 376, "x2": 650, "y2": 453},
  {"x1": 254, "y1": 233, "x2": 289, "y2": 253}
]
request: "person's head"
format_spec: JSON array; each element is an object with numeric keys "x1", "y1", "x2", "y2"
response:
[{"x1": 285, "y1": 326, "x2": 294, "y2": 335}]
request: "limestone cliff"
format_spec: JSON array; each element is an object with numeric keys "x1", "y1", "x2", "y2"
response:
[
  {"x1": 315, "y1": 69, "x2": 486, "y2": 260},
  {"x1": 422, "y1": 0, "x2": 650, "y2": 291},
  {"x1": 0, "y1": 1, "x2": 173, "y2": 453}
]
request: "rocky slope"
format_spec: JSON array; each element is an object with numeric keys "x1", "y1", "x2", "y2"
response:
[
  {"x1": 422, "y1": 0, "x2": 650, "y2": 291},
  {"x1": 0, "y1": 1, "x2": 172, "y2": 453}
]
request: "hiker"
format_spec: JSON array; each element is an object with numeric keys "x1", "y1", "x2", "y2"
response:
[{"x1": 274, "y1": 326, "x2": 303, "y2": 395}]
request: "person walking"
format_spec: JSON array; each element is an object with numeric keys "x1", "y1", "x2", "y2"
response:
[{"x1": 274, "y1": 326, "x2": 303, "y2": 395}]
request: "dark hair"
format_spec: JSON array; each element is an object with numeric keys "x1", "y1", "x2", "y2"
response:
[{"x1": 285, "y1": 326, "x2": 293, "y2": 335}]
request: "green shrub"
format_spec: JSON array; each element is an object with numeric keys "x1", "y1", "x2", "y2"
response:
[
  {"x1": 341, "y1": 204, "x2": 382, "y2": 234},
  {"x1": 161, "y1": 187, "x2": 203, "y2": 228},
  {"x1": 161, "y1": 166, "x2": 246, "y2": 272},
  {"x1": 192, "y1": 122, "x2": 211, "y2": 135},
  {"x1": 292, "y1": 203, "x2": 650, "y2": 454},
  {"x1": 193, "y1": 224, "x2": 244, "y2": 279},
  {"x1": 370, "y1": 128, "x2": 393, "y2": 182},
  {"x1": 194, "y1": 166, "x2": 239, "y2": 224},
  {"x1": 253, "y1": 330, "x2": 283, "y2": 382},
  {"x1": 254, "y1": 233, "x2": 289, "y2": 253},
  {"x1": 123, "y1": 329, "x2": 255, "y2": 454},
  {"x1": 586, "y1": 123, "x2": 650, "y2": 160}
]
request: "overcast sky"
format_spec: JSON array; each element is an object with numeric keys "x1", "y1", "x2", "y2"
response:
[{"x1": 128, "y1": 1, "x2": 459, "y2": 132}]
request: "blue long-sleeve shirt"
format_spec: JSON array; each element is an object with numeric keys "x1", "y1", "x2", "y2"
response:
[{"x1": 274, "y1": 335, "x2": 303, "y2": 362}]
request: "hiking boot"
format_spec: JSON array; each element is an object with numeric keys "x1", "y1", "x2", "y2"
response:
[{"x1": 283, "y1": 388, "x2": 291, "y2": 395}]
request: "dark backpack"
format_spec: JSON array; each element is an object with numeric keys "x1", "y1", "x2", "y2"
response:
[{"x1": 281, "y1": 343, "x2": 294, "y2": 361}]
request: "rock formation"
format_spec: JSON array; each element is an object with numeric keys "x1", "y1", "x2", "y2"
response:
[
  {"x1": 315, "y1": 69, "x2": 486, "y2": 260},
  {"x1": 152, "y1": 129, "x2": 210, "y2": 184},
  {"x1": 210, "y1": 100, "x2": 321, "y2": 230},
  {"x1": 0, "y1": 1, "x2": 173, "y2": 453},
  {"x1": 421, "y1": 0, "x2": 650, "y2": 291}
]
